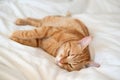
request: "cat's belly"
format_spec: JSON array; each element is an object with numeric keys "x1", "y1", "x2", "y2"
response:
[{"x1": 40, "y1": 38, "x2": 60, "y2": 57}]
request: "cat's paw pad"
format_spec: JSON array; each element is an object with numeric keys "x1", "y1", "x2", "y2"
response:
[{"x1": 15, "y1": 18, "x2": 26, "y2": 25}]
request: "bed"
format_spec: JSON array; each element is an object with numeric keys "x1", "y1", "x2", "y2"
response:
[{"x1": 0, "y1": 0, "x2": 120, "y2": 80}]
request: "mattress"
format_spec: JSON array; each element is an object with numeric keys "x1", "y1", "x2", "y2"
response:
[{"x1": 0, "y1": 0, "x2": 120, "y2": 80}]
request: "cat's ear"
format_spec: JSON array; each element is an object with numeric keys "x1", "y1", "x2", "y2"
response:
[{"x1": 78, "y1": 36, "x2": 92, "y2": 50}]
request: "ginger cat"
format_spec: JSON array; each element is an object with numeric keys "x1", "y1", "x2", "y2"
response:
[{"x1": 10, "y1": 15, "x2": 100, "y2": 71}]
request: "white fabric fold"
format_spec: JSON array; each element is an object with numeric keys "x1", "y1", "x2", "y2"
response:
[{"x1": 0, "y1": 0, "x2": 120, "y2": 80}]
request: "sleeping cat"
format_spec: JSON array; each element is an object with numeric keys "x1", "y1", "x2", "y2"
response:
[{"x1": 10, "y1": 15, "x2": 100, "y2": 71}]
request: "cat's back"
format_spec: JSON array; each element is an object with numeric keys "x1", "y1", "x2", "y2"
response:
[{"x1": 41, "y1": 16, "x2": 89, "y2": 36}]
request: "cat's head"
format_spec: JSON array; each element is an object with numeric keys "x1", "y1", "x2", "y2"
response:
[{"x1": 55, "y1": 36, "x2": 100, "y2": 71}]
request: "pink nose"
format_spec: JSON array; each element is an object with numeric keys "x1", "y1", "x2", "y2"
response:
[{"x1": 55, "y1": 59, "x2": 63, "y2": 66}]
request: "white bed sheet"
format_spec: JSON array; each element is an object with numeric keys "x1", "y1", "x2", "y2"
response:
[{"x1": 0, "y1": 0, "x2": 120, "y2": 80}]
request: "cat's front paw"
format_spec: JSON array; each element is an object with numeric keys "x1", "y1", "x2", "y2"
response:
[
  {"x1": 10, "y1": 36, "x2": 19, "y2": 42},
  {"x1": 10, "y1": 36, "x2": 24, "y2": 44},
  {"x1": 10, "y1": 31, "x2": 22, "y2": 39},
  {"x1": 15, "y1": 18, "x2": 27, "y2": 25},
  {"x1": 10, "y1": 31, "x2": 18, "y2": 38}
]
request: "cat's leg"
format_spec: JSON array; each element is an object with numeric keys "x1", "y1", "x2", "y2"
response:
[
  {"x1": 11, "y1": 26, "x2": 58, "y2": 39},
  {"x1": 11, "y1": 37, "x2": 40, "y2": 47},
  {"x1": 15, "y1": 18, "x2": 42, "y2": 27}
]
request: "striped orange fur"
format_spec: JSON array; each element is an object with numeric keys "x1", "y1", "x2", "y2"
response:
[{"x1": 10, "y1": 15, "x2": 100, "y2": 71}]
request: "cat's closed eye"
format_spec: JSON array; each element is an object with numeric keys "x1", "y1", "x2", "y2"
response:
[
  {"x1": 68, "y1": 50, "x2": 70, "y2": 56},
  {"x1": 69, "y1": 64, "x2": 73, "y2": 68}
]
